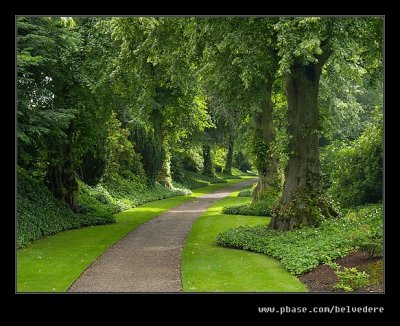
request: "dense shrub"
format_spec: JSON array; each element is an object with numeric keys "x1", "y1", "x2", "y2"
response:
[
  {"x1": 181, "y1": 149, "x2": 203, "y2": 173},
  {"x1": 129, "y1": 123, "x2": 164, "y2": 185},
  {"x1": 170, "y1": 151, "x2": 186, "y2": 183},
  {"x1": 327, "y1": 262, "x2": 370, "y2": 292},
  {"x1": 18, "y1": 167, "x2": 193, "y2": 248},
  {"x1": 234, "y1": 151, "x2": 252, "y2": 172},
  {"x1": 101, "y1": 173, "x2": 190, "y2": 208},
  {"x1": 237, "y1": 188, "x2": 252, "y2": 197},
  {"x1": 217, "y1": 204, "x2": 382, "y2": 275},
  {"x1": 176, "y1": 170, "x2": 227, "y2": 189},
  {"x1": 78, "y1": 142, "x2": 107, "y2": 186},
  {"x1": 322, "y1": 110, "x2": 383, "y2": 207},
  {"x1": 17, "y1": 171, "x2": 115, "y2": 248},
  {"x1": 104, "y1": 114, "x2": 146, "y2": 183},
  {"x1": 222, "y1": 194, "x2": 277, "y2": 216}
]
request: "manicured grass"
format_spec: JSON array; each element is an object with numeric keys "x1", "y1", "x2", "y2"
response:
[
  {"x1": 17, "y1": 177, "x2": 254, "y2": 292},
  {"x1": 182, "y1": 192, "x2": 307, "y2": 292}
]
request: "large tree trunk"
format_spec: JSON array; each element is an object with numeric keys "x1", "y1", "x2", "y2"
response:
[
  {"x1": 202, "y1": 144, "x2": 215, "y2": 177},
  {"x1": 252, "y1": 80, "x2": 279, "y2": 202},
  {"x1": 224, "y1": 137, "x2": 234, "y2": 175},
  {"x1": 270, "y1": 54, "x2": 337, "y2": 231},
  {"x1": 152, "y1": 108, "x2": 173, "y2": 188}
]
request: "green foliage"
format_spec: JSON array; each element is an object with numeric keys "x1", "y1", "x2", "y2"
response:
[
  {"x1": 170, "y1": 151, "x2": 186, "y2": 183},
  {"x1": 237, "y1": 188, "x2": 253, "y2": 197},
  {"x1": 251, "y1": 130, "x2": 270, "y2": 172},
  {"x1": 78, "y1": 140, "x2": 107, "y2": 186},
  {"x1": 223, "y1": 193, "x2": 277, "y2": 216},
  {"x1": 274, "y1": 17, "x2": 383, "y2": 76},
  {"x1": 327, "y1": 262, "x2": 370, "y2": 292},
  {"x1": 104, "y1": 113, "x2": 146, "y2": 182},
  {"x1": 363, "y1": 260, "x2": 383, "y2": 286},
  {"x1": 217, "y1": 204, "x2": 382, "y2": 275},
  {"x1": 17, "y1": 169, "x2": 114, "y2": 248},
  {"x1": 17, "y1": 17, "x2": 80, "y2": 168},
  {"x1": 181, "y1": 149, "x2": 204, "y2": 173},
  {"x1": 222, "y1": 202, "x2": 267, "y2": 216},
  {"x1": 355, "y1": 235, "x2": 383, "y2": 259},
  {"x1": 129, "y1": 123, "x2": 164, "y2": 185},
  {"x1": 234, "y1": 151, "x2": 252, "y2": 172},
  {"x1": 176, "y1": 170, "x2": 227, "y2": 189},
  {"x1": 77, "y1": 181, "x2": 129, "y2": 215},
  {"x1": 324, "y1": 110, "x2": 383, "y2": 207},
  {"x1": 351, "y1": 205, "x2": 383, "y2": 258},
  {"x1": 101, "y1": 173, "x2": 189, "y2": 208}
]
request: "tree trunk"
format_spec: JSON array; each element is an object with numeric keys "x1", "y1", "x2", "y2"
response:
[
  {"x1": 252, "y1": 80, "x2": 279, "y2": 202},
  {"x1": 202, "y1": 145, "x2": 215, "y2": 177},
  {"x1": 47, "y1": 135, "x2": 79, "y2": 213},
  {"x1": 270, "y1": 55, "x2": 337, "y2": 231},
  {"x1": 152, "y1": 108, "x2": 173, "y2": 188},
  {"x1": 46, "y1": 82, "x2": 79, "y2": 213},
  {"x1": 224, "y1": 137, "x2": 234, "y2": 175}
]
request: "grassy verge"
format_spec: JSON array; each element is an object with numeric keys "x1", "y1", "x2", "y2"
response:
[
  {"x1": 182, "y1": 192, "x2": 307, "y2": 292},
  {"x1": 17, "y1": 177, "x2": 253, "y2": 292}
]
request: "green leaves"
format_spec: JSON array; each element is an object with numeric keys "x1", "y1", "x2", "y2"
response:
[
  {"x1": 323, "y1": 109, "x2": 383, "y2": 207},
  {"x1": 217, "y1": 204, "x2": 382, "y2": 275},
  {"x1": 17, "y1": 169, "x2": 115, "y2": 248},
  {"x1": 60, "y1": 17, "x2": 76, "y2": 29}
]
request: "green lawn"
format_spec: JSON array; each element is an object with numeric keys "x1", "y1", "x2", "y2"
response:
[
  {"x1": 17, "y1": 177, "x2": 254, "y2": 292},
  {"x1": 182, "y1": 192, "x2": 308, "y2": 292}
]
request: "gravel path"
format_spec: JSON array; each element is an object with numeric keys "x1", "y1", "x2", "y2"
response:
[{"x1": 68, "y1": 178, "x2": 256, "y2": 292}]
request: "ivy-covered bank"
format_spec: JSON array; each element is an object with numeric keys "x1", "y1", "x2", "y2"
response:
[
  {"x1": 217, "y1": 204, "x2": 383, "y2": 275},
  {"x1": 17, "y1": 167, "x2": 249, "y2": 248}
]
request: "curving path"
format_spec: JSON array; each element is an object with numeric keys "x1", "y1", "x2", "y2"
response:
[{"x1": 68, "y1": 178, "x2": 256, "y2": 292}]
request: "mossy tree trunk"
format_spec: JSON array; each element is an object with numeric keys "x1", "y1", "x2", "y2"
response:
[
  {"x1": 270, "y1": 49, "x2": 337, "y2": 231},
  {"x1": 252, "y1": 79, "x2": 278, "y2": 202},
  {"x1": 202, "y1": 144, "x2": 215, "y2": 177},
  {"x1": 224, "y1": 137, "x2": 234, "y2": 175}
]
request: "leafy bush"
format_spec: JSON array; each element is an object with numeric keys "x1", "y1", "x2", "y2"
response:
[
  {"x1": 349, "y1": 204, "x2": 383, "y2": 258},
  {"x1": 177, "y1": 170, "x2": 227, "y2": 189},
  {"x1": 101, "y1": 173, "x2": 190, "y2": 208},
  {"x1": 234, "y1": 151, "x2": 252, "y2": 172},
  {"x1": 217, "y1": 204, "x2": 382, "y2": 275},
  {"x1": 129, "y1": 123, "x2": 164, "y2": 185},
  {"x1": 237, "y1": 188, "x2": 252, "y2": 197},
  {"x1": 223, "y1": 194, "x2": 276, "y2": 216},
  {"x1": 354, "y1": 232, "x2": 383, "y2": 259},
  {"x1": 182, "y1": 149, "x2": 203, "y2": 173},
  {"x1": 170, "y1": 152, "x2": 186, "y2": 183},
  {"x1": 322, "y1": 110, "x2": 383, "y2": 207},
  {"x1": 17, "y1": 171, "x2": 115, "y2": 248},
  {"x1": 78, "y1": 140, "x2": 108, "y2": 186},
  {"x1": 104, "y1": 113, "x2": 146, "y2": 183},
  {"x1": 18, "y1": 166, "x2": 193, "y2": 248},
  {"x1": 327, "y1": 262, "x2": 370, "y2": 292}
]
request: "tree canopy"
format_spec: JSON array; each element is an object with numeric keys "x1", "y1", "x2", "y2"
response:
[{"x1": 17, "y1": 16, "x2": 383, "y2": 230}]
